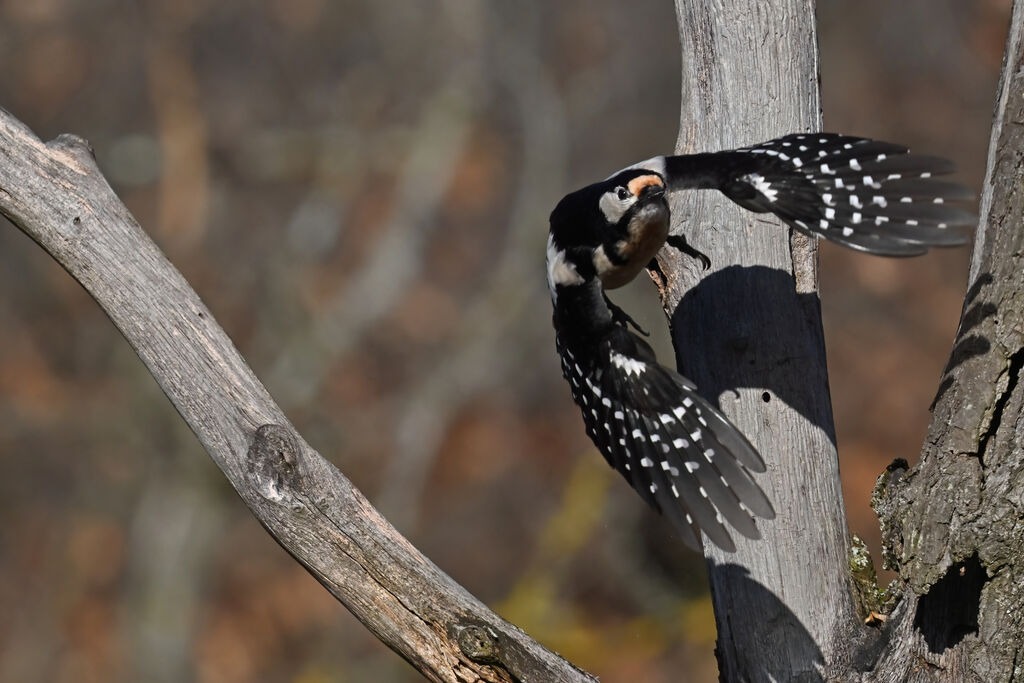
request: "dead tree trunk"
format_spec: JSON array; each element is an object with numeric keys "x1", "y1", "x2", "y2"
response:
[
  {"x1": 661, "y1": 0, "x2": 862, "y2": 679},
  {"x1": 662, "y1": 0, "x2": 1024, "y2": 681}
]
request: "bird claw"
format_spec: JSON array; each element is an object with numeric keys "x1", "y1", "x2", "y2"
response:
[{"x1": 604, "y1": 294, "x2": 650, "y2": 336}]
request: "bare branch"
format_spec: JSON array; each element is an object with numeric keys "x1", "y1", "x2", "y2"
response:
[{"x1": 0, "y1": 107, "x2": 596, "y2": 683}]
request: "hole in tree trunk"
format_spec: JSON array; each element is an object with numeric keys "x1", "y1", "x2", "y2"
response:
[{"x1": 913, "y1": 553, "x2": 987, "y2": 653}]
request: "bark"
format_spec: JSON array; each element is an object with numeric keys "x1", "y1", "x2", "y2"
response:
[
  {"x1": 662, "y1": 0, "x2": 864, "y2": 679},
  {"x1": 663, "y1": 0, "x2": 1024, "y2": 681},
  {"x1": 0, "y1": 110, "x2": 596, "y2": 683},
  {"x1": 865, "y1": 1, "x2": 1024, "y2": 679}
]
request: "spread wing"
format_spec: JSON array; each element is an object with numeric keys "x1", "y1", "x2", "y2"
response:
[
  {"x1": 556, "y1": 326, "x2": 774, "y2": 551},
  {"x1": 625, "y1": 133, "x2": 974, "y2": 256},
  {"x1": 721, "y1": 134, "x2": 974, "y2": 255}
]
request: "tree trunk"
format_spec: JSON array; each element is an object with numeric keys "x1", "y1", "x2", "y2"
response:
[
  {"x1": 662, "y1": 0, "x2": 1024, "y2": 681},
  {"x1": 866, "y1": 1, "x2": 1024, "y2": 679},
  {"x1": 661, "y1": 0, "x2": 863, "y2": 679}
]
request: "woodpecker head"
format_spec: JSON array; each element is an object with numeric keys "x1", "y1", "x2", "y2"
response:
[{"x1": 547, "y1": 169, "x2": 669, "y2": 298}]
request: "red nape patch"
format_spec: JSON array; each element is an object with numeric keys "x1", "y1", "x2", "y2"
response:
[{"x1": 627, "y1": 174, "x2": 664, "y2": 197}]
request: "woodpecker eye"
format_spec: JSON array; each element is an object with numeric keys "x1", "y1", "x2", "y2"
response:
[{"x1": 616, "y1": 187, "x2": 631, "y2": 201}]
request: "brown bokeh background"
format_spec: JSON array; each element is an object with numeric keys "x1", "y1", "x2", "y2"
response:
[{"x1": 0, "y1": 1, "x2": 1009, "y2": 681}]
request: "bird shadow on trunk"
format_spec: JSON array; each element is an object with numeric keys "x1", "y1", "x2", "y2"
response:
[
  {"x1": 709, "y1": 562, "x2": 825, "y2": 681},
  {"x1": 930, "y1": 272, "x2": 995, "y2": 409},
  {"x1": 668, "y1": 263, "x2": 838, "y2": 447}
]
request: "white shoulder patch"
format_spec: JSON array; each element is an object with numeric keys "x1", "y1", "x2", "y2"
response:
[
  {"x1": 546, "y1": 234, "x2": 584, "y2": 300},
  {"x1": 745, "y1": 173, "x2": 778, "y2": 202},
  {"x1": 610, "y1": 350, "x2": 646, "y2": 377}
]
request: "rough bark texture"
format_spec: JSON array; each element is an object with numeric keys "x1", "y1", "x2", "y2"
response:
[
  {"x1": 0, "y1": 110, "x2": 596, "y2": 683},
  {"x1": 662, "y1": 0, "x2": 1024, "y2": 681},
  {"x1": 864, "y1": 2, "x2": 1024, "y2": 680},
  {"x1": 661, "y1": 1, "x2": 864, "y2": 680}
]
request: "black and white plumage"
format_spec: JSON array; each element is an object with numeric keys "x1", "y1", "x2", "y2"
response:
[
  {"x1": 547, "y1": 171, "x2": 775, "y2": 551},
  {"x1": 623, "y1": 133, "x2": 973, "y2": 256},
  {"x1": 548, "y1": 133, "x2": 972, "y2": 550}
]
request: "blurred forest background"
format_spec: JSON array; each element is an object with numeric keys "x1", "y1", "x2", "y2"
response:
[{"x1": 0, "y1": 1, "x2": 1010, "y2": 681}]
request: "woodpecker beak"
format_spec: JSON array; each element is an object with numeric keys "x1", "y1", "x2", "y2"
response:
[
  {"x1": 639, "y1": 182, "x2": 665, "y2": 199},
  {"x1": 627, "y1": 174, "x2": 665, "y2": 200}
]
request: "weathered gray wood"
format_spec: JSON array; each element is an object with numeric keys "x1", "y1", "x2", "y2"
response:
[
  {"x1": 0, "y1": 109, "x2": 596, "y2": 683},
  {"x1": 662, "y1": 1, "x2": 864, "y2": 679},
  {"x1": 865, "y1": 1, "x2": 1024, "y2": 679},
  {"x1": 663, "y1": 1, "x2": 1024, "y2": 681}
]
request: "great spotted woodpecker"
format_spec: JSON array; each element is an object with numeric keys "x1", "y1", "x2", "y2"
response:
[{"x1": 547, "y1": 133, "x2": 972, "y2": 551}]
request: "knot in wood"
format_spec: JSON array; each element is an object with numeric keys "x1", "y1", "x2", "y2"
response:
[
  {"x1": 456, "y1": 623, "x2": 500, "y2": 665},
  {"x1": 248, "y1": 424, "x2": 304, "y2": 505}
]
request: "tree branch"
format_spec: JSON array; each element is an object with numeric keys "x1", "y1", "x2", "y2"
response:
[{"x1": 0, "y1": 108, "x2": 595, "y2": 683}]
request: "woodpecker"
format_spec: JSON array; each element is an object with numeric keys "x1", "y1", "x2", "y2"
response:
[
  {"x1": 622, "y1": 133, "x2": 973, "y2": 256},
  {"x1": 547, "y1": 133, "x2": 973, "y2": 551}
]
